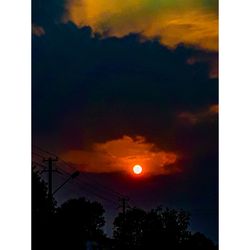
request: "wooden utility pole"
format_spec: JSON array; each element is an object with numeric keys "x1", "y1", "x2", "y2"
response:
[
  {"x1": 122, "y1": 198, "x2": 126, "y2": 217},
  {"x1": 43, "y1": 157, "x2": 58, "y2": 210},
  {"x1": 119, "y1": 196, "x2": 129, "y2": 215},
  {"x1": 119, "y1": 196, "x2": 130, "y2": 249}
]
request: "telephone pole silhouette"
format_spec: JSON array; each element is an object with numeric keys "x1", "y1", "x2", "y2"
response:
[
  {"x1": 43, "y1": 157, "x2": 58, "y2": 210},
  {"x1": 122, "y1": 197, "x2": 129, "y2": 217},
  {"x1": 118, "y1": 196, "x2": 130, "y2": 217},
  {"x1": 42, "y1": 156, "x2": 80, "y2": 211},
  {"x1": 119, "y1": 196, "x2": 130, "y2": 249}
]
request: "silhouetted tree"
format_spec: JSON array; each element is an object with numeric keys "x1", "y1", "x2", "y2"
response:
[
  {"x1": 145, "y1": 207, "x2": 191, "y2": 250},
  {"x1": 32, "y1": 168, "x2": 109, "y2": 250},
  {"x1": 114, "y1": 208, "x2": 147, "y2": 250},
  {"x1": 32, "y1": 168, "x2": 217, "y2": 250},
  {"x1": 113, "y1": 207, "x2": 190, "y2": 250},
  {"x1": 54, "y1": 197, "x2": 106, "y2": 250},
  {"x1": 32, "y1": 168, "x2": 56, "y2": 250},
  {"x1": 181, "y1": 232, "x2": 218, "y2": 250}
]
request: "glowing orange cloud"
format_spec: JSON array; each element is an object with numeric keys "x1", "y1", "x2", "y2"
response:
[
  {"x1": 64, "y1": 0, "x2": 218, "y2": 51},
  {"x1": 62, "y1": 135, "x2": 179, "y2": 175},
  {"x1": 209, "y1": 104, "x2": 219, "y2": 114}
]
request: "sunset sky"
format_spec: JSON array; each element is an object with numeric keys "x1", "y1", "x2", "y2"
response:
[{"x1": 32, "y1": 0, "x2": 218, "y2": 242}]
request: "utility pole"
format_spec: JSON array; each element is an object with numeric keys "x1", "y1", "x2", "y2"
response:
[
  {"x1": 43, "y1": 157, "x2": 58, "y2": 211},
  {"x1": 119, "y1": 196, "x2": 130, "y2": 249},
  {"x1": 119, "y1": 196, "x2": 129, "y2": 217},
  {"x1": 122, "y1": 197, "x2": 126, "y2": 217},
  {"x1": 34, "y1": 150, "x2": 80, "y2": 250},
  {"x1": 121, "y1": 196, "x2": 130, "y2": 232},
  {"x1": 42, "y1": 157, "x2": 57, "y2": 249}
]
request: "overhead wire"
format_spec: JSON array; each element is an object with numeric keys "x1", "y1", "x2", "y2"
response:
[
  {"x1": 70, "y1": 177, "x2": 118, "y2": 206},
  {"x1": 55, "y1": 165, "x2": 120, "y2": 204},
  {"x1": 32, "y1": 158, "x2": 119, "y2": 206},
  {"x1": 33, "y1": 145, "x2": 125, "y2": 199},
  {"x1": 33, "y1": 145, "x2": 58, "y2": 157},
  {"x1": 32, "y1": 146, "x2": 217, "y2": 224},
  {"x1": 32, "y1": 151, "x2": 44, "y2": 159}
]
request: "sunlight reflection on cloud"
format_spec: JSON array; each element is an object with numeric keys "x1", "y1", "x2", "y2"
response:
[
  {"x1": 64, "y1": 0, "x2": 218, "y2": 51},
  {"x1": 62, "y1": 135, "x2": 179, "y2": 175}
]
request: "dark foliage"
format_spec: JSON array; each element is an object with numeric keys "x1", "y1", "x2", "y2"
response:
[
  {"x1": 32, "y1": 169, "x2": 217, "y2": 250},
  {"x1": 32, "y1": 169, "x2": 108, "y2": 250},
  {"x1": 53, "y1": 198, "x2": 106, "y2": 250},
  {"x1": 113, "y1": 207, "x2": 217, "y2": 250},
  {"x1": 32, "y1": 168, "x2": 53, "y2": 250}
]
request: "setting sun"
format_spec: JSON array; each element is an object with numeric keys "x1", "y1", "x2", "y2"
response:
[{"x1": 133, "y1": 164, "x2": 143, "y2": 175}]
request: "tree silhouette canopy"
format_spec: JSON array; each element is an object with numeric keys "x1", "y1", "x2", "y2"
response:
[
  {"x1": 32, "y1": 169, "x2": 217, "y2": 250},
  {"x1": 113, "y1": 207, "x2": 190, "y2": 250},
  {"x1": 54, "y1": 197, "x2": 106, "y2": 250},
  {"x1": 32, "y1": 168, "x2": 54, "y2": 250},
  {"x1": 32, "y1": 169, "x2": 108, "y2": 250},
  {"x1": 113, "y1": 206, "x2": 217, "y2": 250}
]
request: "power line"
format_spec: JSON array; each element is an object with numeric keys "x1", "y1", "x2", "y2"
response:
[
  {"x1": 39, "y1": 161, "x2": 119, "y2": 204},
  {"x1": 53, "y1": 171, "x2": 80, "y2": 195},
  {"x1": 32, "y1": 160, "x2": 46, "y2": 168},
  {"x1": 32, "y1": 151, "x2": 44, "y2": 159},
  {"x1": 73, "y1": 178, "x2": 118, "y2": 206},
  {"x1": 57, "y1": 167, "x2": 119, "y2": 203},
  {"x1": 33, "y1": 145, "x2": 58, "y2": 157},
  {"x1": 32, "y1": 145, "x2": 128, "y2": 207},
  {"x1": 33, "y1": 145, "x2": 124, "y2": 197},
  {"x1": 80, "y1": 173, "x2": 124, "y2": 198},
  {"x1": 77, "y1": 175, "x2": 120, "y2": 201},
  {"x1": 56, "y1": 164, "x2": 123, "y2": 201}
]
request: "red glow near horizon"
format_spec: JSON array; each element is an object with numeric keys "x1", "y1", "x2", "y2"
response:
[{"x1": 62, "y1": 136, "x2": 178, "y2": 175}]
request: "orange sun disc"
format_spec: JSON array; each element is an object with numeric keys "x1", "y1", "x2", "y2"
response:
[{"x1": 133, "y1": 165, "x2": 142, "y2": 175}]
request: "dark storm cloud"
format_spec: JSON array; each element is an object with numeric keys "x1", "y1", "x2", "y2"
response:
[
  {"x1": 32, "y1": 22, "x2": 218, "y2": 155},
  {"x1": 32, "y1": 0, "x2": 67, "y2": 26},
  {"x1": 32, "y1": 22, "x2": 218, "y2": 242}
]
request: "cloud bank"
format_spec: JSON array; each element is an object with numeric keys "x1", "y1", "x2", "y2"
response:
[
  {"x1": 33, "y1": 24, "x2": 218, "y2": 167},
  {"x1": 64, "y1": 0, "x2": 218, "y2": 51}
]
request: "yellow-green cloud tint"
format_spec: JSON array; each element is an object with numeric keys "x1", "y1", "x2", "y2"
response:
[{"x1": 64, "y1": 0, "x2": 218, "y2": 51}]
